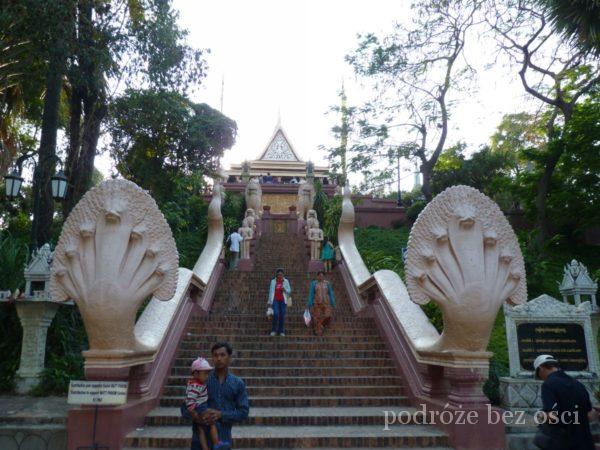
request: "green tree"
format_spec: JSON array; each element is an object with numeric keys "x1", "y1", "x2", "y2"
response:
[
  {"x1": 535, "y1": 0, "x2": 600, "y2": 54},
  {"x1": 346, "y1": 0, "x2": 481, "y2": 200},
  {"x1": 490, "y1": 112, "x2": 547, "y2": 176},
  {"x1": 63, "y1": 0, "x2": 207, "y2": 216},
  {"x1": 431, "y1": 143, "x2": 517, "y2": 209},
  {"x1": 107, "y1": 89, "x2": 237, "y2": 204},
  {"x1": 487, "y1": 0, "x2": 600, "y2": 243}
]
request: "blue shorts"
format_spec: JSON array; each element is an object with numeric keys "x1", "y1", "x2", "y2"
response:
[{"x1": 181, "y1": 401, "x2": 209, "y2": 419}]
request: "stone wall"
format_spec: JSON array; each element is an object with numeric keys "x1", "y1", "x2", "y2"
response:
[{"x1": 0, "y1": 427, "x2": 66, "y2": 450}]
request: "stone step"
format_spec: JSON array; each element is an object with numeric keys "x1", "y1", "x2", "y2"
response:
[
  {"x1": 185, "y1": 326, "x2": 376, "y2": 335},
  {"x1": 169, "y1": 366, "x2": 399, "y2": 377},
  {"x1": 167, "y1": 375, "x2": 403, "y2": 387},
  {"x1": 163, "y1": 384, "x2": 404, "y2": 398},
  {"x1": 160, "y1": 396, "x2": 408, "y2": 408},
  {"x1": 181, "y1": 334, "x2": 383, "y2": 342},
  {"x1": 124, "y1": 424, "x2": 448, "y2": 448},
  {"x1": 178, "y1": 342, "x2": 387, "y2": 351},
  {"x1": 170, "y1": 358, "x2": 393, "y2": 368},
  {"x1": 125, "y1": 447, "x2": 453, "y2": 450},
  {"x1": 176, "y1": 349, "x2": 391, "y2": 359},
  {"x1": 190, "y1": 316, "x2": 373, "y2": 324},
  {"x1": 144, "y1": 406, "x2": 422, "y2": 427}
]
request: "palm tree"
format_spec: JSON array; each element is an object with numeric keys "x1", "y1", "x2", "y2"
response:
[
  {"x1": 0, "y1": 22, "x2": 30, "y2": 175},
  {"x1": 537, "y1": 0, "x2": 600, "y2": 54}
]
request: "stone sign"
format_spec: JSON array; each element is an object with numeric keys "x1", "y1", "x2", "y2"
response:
[
  {"x1": 504, "y1": 294, "x2": 599, "y2": 377},
  {"x1": 500, "y1": 294, "x2": 600, "y2": 410},
  {"x1": 516, "y1": 322, "x2": 588, "y2": 372}
]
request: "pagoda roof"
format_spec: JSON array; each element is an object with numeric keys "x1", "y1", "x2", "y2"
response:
[{"x1": 258, "y1": 124, "x2": 302, "y2": 162}]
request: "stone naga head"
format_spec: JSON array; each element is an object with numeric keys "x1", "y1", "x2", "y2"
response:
[
  {"x1": 406, "y1": 185, "x2": 526, "y2": 354},
  {"x1": 50, "y1": 179, "x2": 178, "y2": 365}
]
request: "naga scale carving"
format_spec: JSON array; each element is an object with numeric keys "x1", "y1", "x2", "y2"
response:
[{"x1": 50, "y1": 179, "x2": 178, "y2": 366}]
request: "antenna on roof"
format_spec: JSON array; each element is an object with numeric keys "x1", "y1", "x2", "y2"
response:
[{"x1": 276, "y1": 107, "x2": 282, "y2": 128}]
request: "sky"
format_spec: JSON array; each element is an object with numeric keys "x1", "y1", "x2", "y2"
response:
[{"x1": 97, "y1": 0, "x2": 536, "y2": 191}]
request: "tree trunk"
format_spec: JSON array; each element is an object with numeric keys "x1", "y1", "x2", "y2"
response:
[
  {"x1": 34, "y1": 51, "x2": 66, "y2": 249},
  {"x1": 534, "y1": 140, "x2": 564, "y2": 246},
  {"x1": 63, "y1": 85, "x2": 82, "y2": 217},
  {"x1": 64, "y1": 94, "x2": 106, "y2": 216},
  {"x1": 62, "y1": 0, "x2": 106, "y2": 216},
  {"x1": 420, "y1": 162, "x2": 433, "y2": 202}
]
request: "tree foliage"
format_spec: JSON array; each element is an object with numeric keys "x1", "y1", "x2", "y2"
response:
[
  {"x1": 346, "y1": 0, "x2": 481, "y2": 200},
  {"x1": 535, "y1": 0, "x2": 600, "y2": 54},
  {"x1": 107, "y1": 89, "x2": 236, "y2": 204}
]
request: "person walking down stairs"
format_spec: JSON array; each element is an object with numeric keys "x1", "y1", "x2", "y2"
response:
[
  {"x1": 307, "y1": 271, "x2": 336, "y2": 336},
  {"x1": 267, "y1": 268, "x2": 292, "y2": 337}
]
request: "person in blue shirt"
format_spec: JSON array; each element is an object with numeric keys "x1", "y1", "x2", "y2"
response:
[
  {"x1": 181, "y1": 342, "x2": 249, "y2": 450},
  {"x1": 307, "y1": 271, "x2": 336, "y2": 336}
]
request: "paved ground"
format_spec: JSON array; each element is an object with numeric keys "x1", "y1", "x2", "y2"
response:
[{"x1": 0, "y1": 395, "x2": 69, "y2": 425}]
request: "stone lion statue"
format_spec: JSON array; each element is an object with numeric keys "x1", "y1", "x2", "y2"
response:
[
  {"x1": 297, "y1": 181, "x2": 315, "y2": 219},
  {"x1": 245, "y1": 178, "x2": 262, "y2": 218}
]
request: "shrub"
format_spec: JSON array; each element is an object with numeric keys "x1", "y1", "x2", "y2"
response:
[{"x1": 406, "y1": 200, "x2": 426, "y2": 222}]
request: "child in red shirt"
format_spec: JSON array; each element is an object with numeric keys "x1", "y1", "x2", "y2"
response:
[{"x1": 186, "y1": 357, "x2": 230, "y2": 450}]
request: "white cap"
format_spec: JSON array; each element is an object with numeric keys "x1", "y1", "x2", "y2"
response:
[{"x1": 533, "y1": 354, "x2": 558, "y2": 373}]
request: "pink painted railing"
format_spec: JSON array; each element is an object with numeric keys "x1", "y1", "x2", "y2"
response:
[
  {"x1": 67, "y1": 185, "x2": 228, "y2": 450},
  {"x1": 336, "y1": 186, "x2": 506, "y2": 450},
  {"x1": 67, "y1": 261, "x2": 226, "y2": 450}
]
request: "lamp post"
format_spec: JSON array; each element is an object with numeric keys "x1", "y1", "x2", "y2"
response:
[
  {"x1": 396, "y1": 152, "x2": 402, "y2": 207},
  {"x1": 4, "y1": 152, "x2": 68, "y2": 251}
]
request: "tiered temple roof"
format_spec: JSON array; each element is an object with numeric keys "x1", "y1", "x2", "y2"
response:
[{"x1": 227, "y1": 123, "x2": 329, "y2": 180}]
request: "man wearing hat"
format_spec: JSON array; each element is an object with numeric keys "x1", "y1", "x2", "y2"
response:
[{"x1": 533, "y1": 354, "x2": 595, "y2": 450}]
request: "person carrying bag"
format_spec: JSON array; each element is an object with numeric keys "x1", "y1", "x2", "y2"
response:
[{"x1": 267, "y1": 268, "x2": 292, "y2": 337}]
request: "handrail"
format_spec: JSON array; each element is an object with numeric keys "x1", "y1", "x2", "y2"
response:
[
  {"x1": 67, "y1": 181, "x2": 226, "y2": 450},
  {"x1": 193, "y1": 183, "x2": 225, "y2": 284},
  {"x1": 336, "y1": 184, "x2": 507, "y2": 450},
  {"x1": 337, "y1": 184, "x2": 371, "y2": 287}
]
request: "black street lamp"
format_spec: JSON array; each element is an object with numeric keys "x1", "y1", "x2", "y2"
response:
[
  {"x1": 51, "y1": 170, "x2": 68, "y2": 200},
  {"x1": 4, "y1": 152, "x2": 68, "y2": 251},
  {"x1": 4, "y1": 169, "x2": 24, "y2": 200}
]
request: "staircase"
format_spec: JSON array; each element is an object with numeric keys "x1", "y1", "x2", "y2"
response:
[{"x1": 124, "y1": 231, "x2": 451, "y2": 449}]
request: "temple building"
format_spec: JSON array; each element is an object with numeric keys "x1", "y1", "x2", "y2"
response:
[
  {"x1": 226, "y1": 123, "x2": 329, "y2": 183},
  {"x1": 221, "y1": 121, "x2": 405, "y2": 226}
]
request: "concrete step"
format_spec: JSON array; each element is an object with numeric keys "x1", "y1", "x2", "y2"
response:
[
  {"x1": 124, "y1": 424, "x2": 449, "y2": 448},
  {"x1": 169, "y1": 367, "x2": 399, "y2": 377},
  {"x1": 176, "y1": 349, "x2": 391, "y2": 359},
  {"x1": 144, "y1": 406, "x2": 419, "y2": 427},
  {"x1": 163, "y1": 384, "x2": 404, "y2": 398},
  {"x1": 125, "y1": 447, "x2": 453, "y2": 450},
  {"x1": 170, "y1": 358, "x2": 394, "y2": 368},
  {"x1": 180, "y1": 334, "x2": 385, "y2": 343},
  {"x1": 177, "y1": 342, "x2": 387, "y2": 351},
  {"x1": 190, "y1": 315, "x2": 372, "y2": 323},
  {"x1": 166, "y1": 375, "x2": 403, "y2": 387},
  {"x1": 160, "y1": 396, "x2": 408, "y2": 408}
]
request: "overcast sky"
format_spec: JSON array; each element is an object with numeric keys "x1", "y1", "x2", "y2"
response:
[{"x1": 98, "y1": 0, "x2": 536, "y2": 191}]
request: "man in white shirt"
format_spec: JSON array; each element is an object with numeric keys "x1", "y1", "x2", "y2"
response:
[{"x1": 226, "y1": 230, "x2": 244, "y2": 269}]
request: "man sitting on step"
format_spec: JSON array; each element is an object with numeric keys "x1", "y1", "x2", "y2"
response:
[{"x1": 181, "y1": 342, "x2": 249, "y2": 450}]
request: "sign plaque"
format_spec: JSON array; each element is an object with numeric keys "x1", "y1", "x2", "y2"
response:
[
  {"x1": 517, "y1": 322, "x2": 588, "y2": 371},
  {"x1": 68, "y1": 380, "x2": 128, "y2": 406}
]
